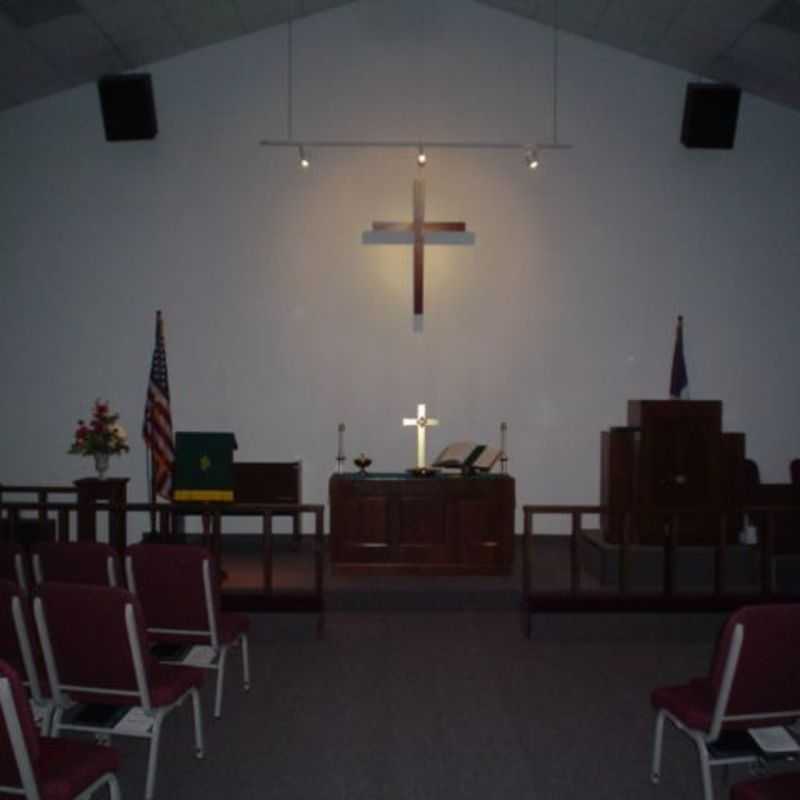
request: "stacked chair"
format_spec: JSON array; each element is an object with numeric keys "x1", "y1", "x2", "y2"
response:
[
  {"x1": 32, "y1": 541, "x2": 119, "y2": 587},
  {"x1": 650, "y1": 604, "x2": 800, "y2": 800},
  {"x1": 3, "y1": 536, "x2": 248, "y2": 796},
  {"x1": 125, "y1": 543, "x2": 250, "y2": 719},
  {"x1": 33, "y1": 582, "x2": 206, "y2": 800},
  {"x1": 0, "y1": 657, "x2": 121, "y2": 799},
  {"x1": 0, "y1": 580, "x2": 53, "y2": 733}
]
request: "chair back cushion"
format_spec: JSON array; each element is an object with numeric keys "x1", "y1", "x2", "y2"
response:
[
  {"x1": 35, "y1": 541, "x2": 116, "y2": 586},
  {"x1": 126, "y1": 543, "x2": 218, "y2": 634},
  {"x1": 711, "y1": 604, "x2": 800, "y2": 721},
  {"x1": 38, "y1": 583, "x2": 153, "y2": 701},
  {"x1": 0, "y1": 659, "x2": 40, "y2": 787}
]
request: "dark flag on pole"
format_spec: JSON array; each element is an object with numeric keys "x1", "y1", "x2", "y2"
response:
[
  {"x1": 143, "y1": 310, "x2": 174, "y2": 499},
  {"x1": 669, "y1": 315, "x2": 688, "y2": 399}
]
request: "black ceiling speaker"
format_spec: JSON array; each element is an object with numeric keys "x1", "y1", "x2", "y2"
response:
[
  {"x1": 97, "y1": 73, "x2": 158, "y2": 142},
  {"x1": 680, "y1": 83, "x2": 741, "y2": 149}
]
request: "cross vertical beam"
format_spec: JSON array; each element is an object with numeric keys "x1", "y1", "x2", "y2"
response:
[{"x1": 371, "y1": 179, "x2": 467, "y2": 317}]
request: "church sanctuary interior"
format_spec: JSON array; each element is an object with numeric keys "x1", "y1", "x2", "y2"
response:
[{"x1": 3, "y1": 1, "x2": 800, "y2": 799}]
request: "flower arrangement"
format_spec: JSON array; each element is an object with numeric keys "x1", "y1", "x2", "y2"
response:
[{"x1": 68, "y1": 399, "x2": 130, "y2": 456}]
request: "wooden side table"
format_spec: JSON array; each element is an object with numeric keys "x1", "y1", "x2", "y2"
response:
[{"x1": 74, "y1": 477, "x2": 129, "y2": 553}]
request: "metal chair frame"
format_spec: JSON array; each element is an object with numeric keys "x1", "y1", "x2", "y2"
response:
[
  {"x1": 126, "y1": 553, "x2": 250, "y2": 719},
  {"x1": 33, "y1": 593, "x2": 205, "y2": 800},
  {"x1": 651, "y1": 621, "x2": 800, "y2": 800},
  {"x1": 0, "y1": 671, "x2": 121, "y2": 800}
]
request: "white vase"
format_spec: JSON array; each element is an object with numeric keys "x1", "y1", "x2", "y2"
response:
[{"x1": 93, "y1": 452, "x2": 110, "y2": 479}]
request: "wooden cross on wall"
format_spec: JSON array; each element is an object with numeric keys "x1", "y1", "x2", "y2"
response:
[{"x1": 364, "y1": 179, "x2": 473, "y2": 318}]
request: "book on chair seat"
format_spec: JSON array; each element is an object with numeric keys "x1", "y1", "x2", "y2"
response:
[
  {"x1": 433, "y1": 442, "x2": 502, "y2": 472},
  {"x1": 748, "y1": 726, "x2": 800, "y2": 755}
]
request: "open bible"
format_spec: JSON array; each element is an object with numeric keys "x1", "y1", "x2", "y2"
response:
[{"x1": 433, "y1": 442, "x2": 503, "y2": 473}]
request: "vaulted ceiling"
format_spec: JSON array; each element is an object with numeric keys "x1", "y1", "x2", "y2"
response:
[{"x1": 0, "y1": 0, "x2": 799, "y2": 115}]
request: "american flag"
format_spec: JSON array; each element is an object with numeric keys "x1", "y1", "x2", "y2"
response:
[{"x1": 142, "y1": 310, "x2": 174, "y2": 499}]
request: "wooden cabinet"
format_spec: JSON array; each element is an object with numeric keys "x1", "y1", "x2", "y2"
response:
[
  {"x1": 601, "y1": 401, "x2": 745, "y2": 545},
  {"x1": 329, "y1": 473, "x2": 515, "y2": 574}
]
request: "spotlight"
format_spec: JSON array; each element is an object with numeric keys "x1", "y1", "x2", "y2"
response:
[
  {"x1": 417, "y1": 145, "x2": 427, "y2": 166},
  {"x1": 298, "y1": 145, "x2": 310, "y2": 169},
  {"x1": 525, "y1": 148, "x2": 539, "y2": 170}
]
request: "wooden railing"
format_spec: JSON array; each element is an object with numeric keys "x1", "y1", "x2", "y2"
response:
[
  {"x1": 520, "y1": 504, "x2": 800, "y2": 637},
  {"x1": 0, "y1": 484, "x2": 78, "y2": 541}
]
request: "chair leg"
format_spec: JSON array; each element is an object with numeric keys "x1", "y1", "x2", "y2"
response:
[
  {"x1": 651, "y1": 710, "x2": 665, "y2": 783},
  {"x1": 692, "y1": 733, "x2": 715, "y2": 800},
  {"x1": 108, "y1": 773, "x2": 122, "y2": 800},
  {"x1": 191, "y1": 687, "x2": 205, "y2": 758},
  {"x1": 241, "y1": 633, "x2": 251, "y2": 690},
  {"x1": 50, "y1": 705, "x2": 64, "y2": 738},
  {"x1": 145, "y1": 710, "x2": 166, "y2": 800},
  {"x1": 214, "y1": 646, "x2": 228, "y2": 719}
]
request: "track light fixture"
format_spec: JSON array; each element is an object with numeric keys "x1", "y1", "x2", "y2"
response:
[
  {"x1": 264, "y1": 2, "x2": 571, "y2": 171},
  {"x1": 298, "y1": 145, "x2": 310, "y2": 169}
]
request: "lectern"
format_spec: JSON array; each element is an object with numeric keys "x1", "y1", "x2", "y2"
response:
[{"x1": 173, "y1": 432, "x2": 238, "y2": 501}]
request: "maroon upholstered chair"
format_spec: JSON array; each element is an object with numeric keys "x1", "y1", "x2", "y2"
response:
[
  {"x1": 32, "y1": 541, "x2": 119, "y2": 588},
  {"x1": 651, "y1": 605, "x2": 800, "y2": 800},
  {"x1": 33, "y1": 583, "x2": 206, "y2": 800},
  {"x1": 0, "y1": 580, "x2": 52, "y2": 733},
  {"x1": 731, "y1": 772, "x2": 800, "y2": 800},
  {"x1": 0, "y1": 659, "x2": 121, "y2": 800},
  {"x1": 125, "y1": 543, "x2": 250, "y2": 719}
]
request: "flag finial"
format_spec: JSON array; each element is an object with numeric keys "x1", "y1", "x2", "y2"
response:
[{"x1": 669, "y1": 315, "x2": 688, "y2": 399}]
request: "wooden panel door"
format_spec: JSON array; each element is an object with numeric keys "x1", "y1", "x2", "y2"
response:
[
  {"x1": 452, "y1": 497, "x2": 503, "y2": 569},
  {"x1": 333, "y1": 494, "x2": 391, "y2": 563},
  {"x1": 395, "y1": 496, "x2": 447, "y2": 563}
]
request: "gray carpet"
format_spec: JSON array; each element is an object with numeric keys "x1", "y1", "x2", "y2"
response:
[{"x1": 100, "y1": 610, "x2": 796, "y2": 800}]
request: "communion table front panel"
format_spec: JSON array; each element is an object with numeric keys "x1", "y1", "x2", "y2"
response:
[{"x1": 329, "y1": 473, "x2": 515, "y2": 575}]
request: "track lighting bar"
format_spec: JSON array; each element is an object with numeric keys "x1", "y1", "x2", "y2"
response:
[{"x1": 260, "y1": 139, "x2": 571, "y2": 151}]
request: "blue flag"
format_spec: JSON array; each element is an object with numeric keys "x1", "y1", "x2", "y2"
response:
[{"x1": 669, "y1": 315, "x2": 688, "y2": 398}]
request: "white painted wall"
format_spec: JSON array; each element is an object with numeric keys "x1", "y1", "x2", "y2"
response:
[{"x1": 2, "y1": 0, "x2": 800, "y2": 537}]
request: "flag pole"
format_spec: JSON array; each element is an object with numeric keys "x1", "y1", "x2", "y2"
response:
[{"x1": 145, "y1": 445, "x2": 156, "y2": 535}]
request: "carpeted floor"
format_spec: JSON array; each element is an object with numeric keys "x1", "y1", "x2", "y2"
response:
[{"x1": 103, "y1": 609, "x2": 797, "y2": 800}]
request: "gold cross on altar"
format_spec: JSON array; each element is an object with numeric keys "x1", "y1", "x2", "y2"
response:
[
  {"x1": 403, "y1": 403, "x2": 439, "y2": 469},
  {"x1": 370, "y1": 179, "x2": 468, "y2": 317}
]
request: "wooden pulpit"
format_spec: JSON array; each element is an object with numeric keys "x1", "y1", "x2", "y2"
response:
[{"x1": 601, "y1": 400, "x2": 745, "y2": 545}]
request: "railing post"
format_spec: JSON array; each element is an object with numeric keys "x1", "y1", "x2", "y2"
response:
[
  {"x1": 714, "y1": 512, "x2": 726, "y2": 597},
  {"x1": 212, "y1": 508, "x2": 222, "y2": 570},
  {"x1": 57, "y1": 508, "x2": 70, "y2": 542},
  {"x1": 761, "y1": 510, "x2": 775, "y2": 595},
  {"x1": 36, "y1": 490, "x2": 47, "y2": 528},
  {"x1": 158, "y1": 507, "x2": 171, "y2": 537},
  {"x1": 618, "y1": 511, "x2": 630, "y2": 595},
  {"x1": 663, "y1": 514, "x2": 675, "y2": 598},
  {"x1": 522, "y1": 508, "x2": 532, "y2": 638},
  {"x1": 261, "y1": 510, "x2": 274, "y2": 593},
  {"x1": 570, "y1": 511, "x2": 580, "y2": 594},
  {"x1": 315, "y1": 507, "x2": 325, "y2": 639}
]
